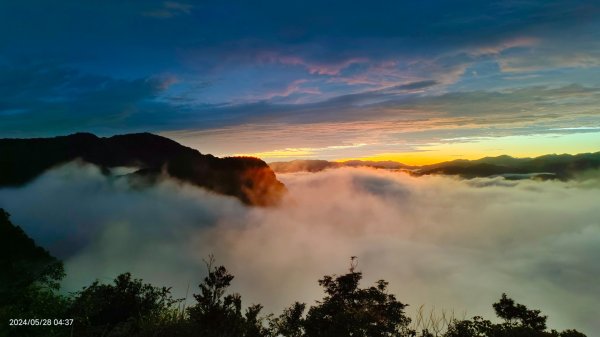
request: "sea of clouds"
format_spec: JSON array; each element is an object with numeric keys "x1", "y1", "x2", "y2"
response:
[{"x1": 1, "y1": 163, "x2": 599, "y2": 335}]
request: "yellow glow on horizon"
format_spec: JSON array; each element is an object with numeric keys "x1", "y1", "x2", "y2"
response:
[
  {"x1": 336, "y1": 153, "x2": 469, "y2": 166},
  {"x1": 232, "y1": 131, "x2": 600, "y2": 165},
  {"x1": 237, "y1": 148, "x2": 316, "y2": 159},
  {"x1": 337, "y1": 132, "x2": 600, "y2": 166},
  {"x1": 236, "y1": 143, "x2": 368, "y2": 161}
]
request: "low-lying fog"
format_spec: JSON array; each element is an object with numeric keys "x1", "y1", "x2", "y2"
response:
[{"x1": 1, "y1": 163, "x2": 599, "y2": 334}]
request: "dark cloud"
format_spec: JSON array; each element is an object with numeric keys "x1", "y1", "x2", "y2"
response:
[
  {"x1": 1, "y1": 1, "x2": 599, "y2": 74},
  {"x1": 389, "y1": 80, "x2": 438, "y2": 91},
  {"x1": 166, "y1": 0, "x2": 600, "y2": 61},
  {"x1": 0, "y1": 62, "x2": 175, "y2": 136}
]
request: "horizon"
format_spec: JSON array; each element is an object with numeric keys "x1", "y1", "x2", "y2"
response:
[{"x1": 5, "y1": 131, "x2": 600, "y2": 166}]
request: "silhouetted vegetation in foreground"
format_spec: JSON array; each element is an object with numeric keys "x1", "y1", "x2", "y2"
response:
[{"x1": 0, "y1": 209, "x2": 587, "y2": 337}]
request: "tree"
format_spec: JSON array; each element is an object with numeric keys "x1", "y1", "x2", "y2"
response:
[
  {"x1": 69, "y1": 272, "x2": 178, "y2": 337},
  {"x1": 270, "y1": 302, "x2": 306, "y2": 337},
  {"x1": 0, "y1": 209, "x2": 70, "y2": 337},
  {"x1": 493, "y1": 293, "x2": 547, "y2": 331},
  {"x1": 187, "y1": 255, "x2": 269, "y2": 337},
  {"x1": 303, "y1": 270, "x2": 412, "y2": 337},
  {"x1": 0, "y1": 209, "x2": 64, "y2": 304},
  {"x1": 444, "y1": 294, "x2": 587, "y2": 337}
]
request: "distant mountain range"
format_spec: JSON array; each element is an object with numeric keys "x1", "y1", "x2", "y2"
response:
[
  {"x1": 415, "y1": 152, "x2": 600, "y2": 179},
  {"x1": 0, "y1": 133, "x2": 286, "y2": 206},
  {"x1": 270, "y1": 152, "x2": 600, "y2": 180},
  {"x1": 269, "y1": 159, "x2": 414, "y2": 173}
]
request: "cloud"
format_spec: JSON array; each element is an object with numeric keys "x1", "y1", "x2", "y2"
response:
[
  {"x1": 142, "y1": 1, "x2": 194, "y2": 18},
  {"x1": 257, "y1": 53, "x2": 370, "y2": 76},
  {"x1": 249, "y1": 79, "x2": 321, "y2": 103},
  {"x1": 0, "y1": 164, "x2": 599, "y2": 334},
  {"x1": 2, "y1": 0, "x2": 600, "y2": 114},
  {"x1": 216, "y1": 84, "x2": 600, "y2": 128},
  {"x1": 2, "y1": 1, "x2": 600, "y2": 147},
  {"x1": 494, "y1": 25, "x2": 600, "y2": 72},
  {"x1": 403, "y1": 84, "x2": 600, "y2": 118},
  {"x1": 0, "y1": 62, "x2": 177, "y2": 136},
  {"x1": 156, "y1": 83, "x2": 600, "y2": 161},
  {"x1": 3, "y1": 61, "x2": 597, "y2": 140},
  {"x1": 389, "y1": 80, "x2": 438, "y2": 91}
]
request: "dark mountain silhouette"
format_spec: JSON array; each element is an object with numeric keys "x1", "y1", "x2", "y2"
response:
[
  {"x1": 0, "y1": 133, "x2": 286, "y2": 206},
  {"x1": 414, "y1": 152, "x2": 600, "y2": 179}
]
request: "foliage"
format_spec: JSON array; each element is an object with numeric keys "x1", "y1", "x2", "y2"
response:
[
  {"x1": 444, "y1": 293, "x2": 586, "y2": 337},
  {"x1": 0, "y1": 209, "x2": 70, "y2": 337},
  {"x1": 303, "y1": 272, "x2": 412, "y2": 337},
  {"x1": 270, "y1": 302, "x2": 306, "y2": 337},
  {"x1": 68, "y1": 272, "x2": 179, "y2": 337},
  {"x1": 186, "y1": 255, "x2": 269, "y2": 337},
  {"x1": 0, "y1": 209, "x2": 64, "y2": 304}
]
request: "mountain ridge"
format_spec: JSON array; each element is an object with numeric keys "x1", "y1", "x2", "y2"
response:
[
  {"x1": 269, "y1": 152, "x2": 600, "y2": 180},
  {"x1": 416, "y1": 151, "x2": 600, "y2": 179},
  {"x1": 0, "y1": 132, "x2": 286, "y2": 206}
]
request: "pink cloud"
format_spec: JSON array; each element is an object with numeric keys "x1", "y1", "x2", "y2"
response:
[
  {"x1": 259, "y1": 79, "x2": 321, "y2": 100},
  {"x1": 327, "y1": 59, "x2": 426, "y2": 90},
  {"x1": 229, "y1": 79, "x2": 322, "y2": 104},
  {"x1": 304, "y1": 57, "x2": 369, "y2": 75},
  {"x1": 257, "y1": 52, "x2": 369, "y2": 76},
  {"x1": 471, "y1": 37, "x2": 539, "y2": 56}
]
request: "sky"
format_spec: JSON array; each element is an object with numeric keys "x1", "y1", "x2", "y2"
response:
[
  {"x1": 2, "y1": 3, "x2": 600, "y2": 334},
  {"x1": 1, "y1": 0, "x2": 600, "y2": 164}
]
